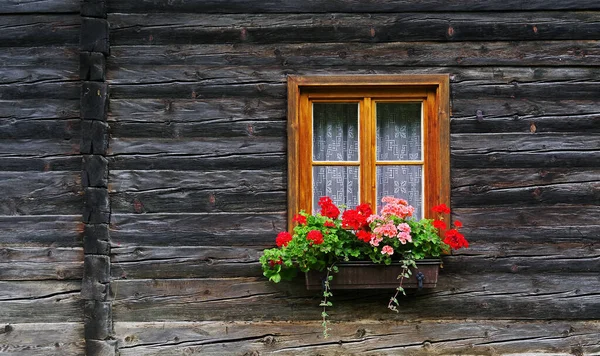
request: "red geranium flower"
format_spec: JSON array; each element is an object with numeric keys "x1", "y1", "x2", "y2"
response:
[
  {"x1": 318, "y1": 197, "x2": 340, "y2": 219},
  {"x1": 275, "y1": 231, "x2": 293, "y2": 247},
  {"x1": 293, "y1": 214, "x2": 307, "y2": 225},
  {"x1": 268, "y1": 258, "x2": 283, "y2": 268},
  {"x1": 324, "y1": 220, "x2": 335, "y2": 228},
  {"x1": 356, "y1": 229, "x2": 373, "y2": 243},
  {"x1": 432, "y1": 203, "x2": 451, "y2": 214},
  {"x1": 306, "y1": 230, "x2": 324, "y2": 245},
  {"x1": 454, "y1": 220, "x2": 463, "y2": 228},
  {"x1": 433, "y1": 220, "x2": 447, "y2": 230},
  {"x1": 444, "y1": 229, "x2": 469, "y2": 250}
]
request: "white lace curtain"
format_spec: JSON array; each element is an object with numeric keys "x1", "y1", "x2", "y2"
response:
[{"x1": 312, "y1": 102, "x2": 423, "y2": 219}]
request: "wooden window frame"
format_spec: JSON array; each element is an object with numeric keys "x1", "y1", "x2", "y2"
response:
[{"x1": 287, "y1": 75, "x2": 450, "y2": 231}]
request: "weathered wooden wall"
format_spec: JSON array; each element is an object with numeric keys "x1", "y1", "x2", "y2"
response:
[
  {"x1": 0, "y1": 1, "x2": 84, "y2": 355},
  {"x1": 105, "y1": 1, "x2": 600, "y2": 354}
]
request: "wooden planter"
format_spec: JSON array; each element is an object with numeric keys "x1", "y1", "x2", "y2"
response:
[{"x1": 305, "y1": 259, "x2": 441, "y2": 290}]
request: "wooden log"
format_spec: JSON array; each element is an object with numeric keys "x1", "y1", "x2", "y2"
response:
[
  {"x1": 81, "y1": 0, "x2": 107, "y2": 19},
  {"x1": 0, "y1": 261, "x2": 83, "y2": 281},
  {"x1": 109, "y1": 12, "x2": 600, "y2": 45},
  {"x1": 0, "y1": 215, "x2": 81, "y2": 247},
  {"x1": 110, "y1": 169, "x2": 285, "y2": 214},
  {"x1": 84, "y1": 301, "x2": 112, "y2": 340},
  {"x1": 81, "y1": 82, "x2": 108, "y2": 121},
  {"x1": 0, "y1": 172, "x2": 81, "y2": 215},
  {"x1": 0, "y1": 82, "x2": 80, "y2": 100},
  {"x1": 82, "y1": 155, "x2": 108, "y2": 188},
  {"x1": 86, "y1": 340, "x2": 117, "y2": 356},
  {"x1": 80, "y1": 17, "x2": 109, "y2": 55},
  {"x1": 0, "y1": 47, "x2": 79, "y2": 67},
  {"x1": 83, "y1": 187, "x2": 110, "y2": 224},
  {"x1": 109, "y1": 242, "x2": 598, "y2": 279},
  {"x1": 0, "y1": 156, "x2": 82, "y2": 172},
  {"x1": 82, "y1": 255, "x2": 110, "y2": 301},
  {"x1": 114, "y1": 320, "x2": 600, "y2": 356},
  {"x1": 81, "y1": 120, "x2": 109, "y2": 155},
  {"x1": 80, "y1": 52, "x2": 106, "y2": 81},
  {"x1": 0, "y1": 66, "x2": 78, "y2": 85},
  {"x1": 459, "y1": 225, "x2": 600, "y2": 244},
  {"x1": 0, "y1": 119, "x2": 80, "y2": 140},
  {"x1": 0, "y1": 282, "x2": 82, "y2": 322},
  {"x1": 452, "y1": 150, "x2": 600, "y2": 168},
  {"x1": 83, "y1": 224, "x2": 110, "y2": 255},
  {"x1": 0, "y1": 139, "x2": 80, "y2": 157},
  {"x1": 0, "y1": 99, "x2": 78, "y2": 121},
  {"x1": 0, "y1": 322, "x2": 84, "y2": 356},
  {"x1": 0, "y1": 15, "x2": 80, "y2": 47},
  {"x1": 451, "y1": 113, "x2": 600, "y2": 134},
  {"x1": 108, "y1": 41, "x2": 600, "y2": 67},
  {"x1": 0, "y1": 0, "x2": 80, "y2": 14},
  {"x1": 111, "y1": 273, "x2": 600, "y2": 322},
  {"x1": 110, "y1": 213, "x2": 286, "y2": 247},
  {"x1": 108, "y1": 0, "x2": 600, "y2": 13},
  {"x1": 453, "y1": 205, "x2": 600, "y2": 228}
]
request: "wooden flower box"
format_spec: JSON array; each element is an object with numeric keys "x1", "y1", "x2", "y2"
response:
[{"x1": 305, "y1": 259, "x2": 441, "y2": 290}]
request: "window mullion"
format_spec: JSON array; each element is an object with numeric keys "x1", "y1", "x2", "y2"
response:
[{"x1": 360, "y1": 97, "x2": 375, "y2": 207}]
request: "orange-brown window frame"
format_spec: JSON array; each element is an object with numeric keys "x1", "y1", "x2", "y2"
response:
[{"x1": 287, "y1": 75, "x2": 450, "y2": 231}]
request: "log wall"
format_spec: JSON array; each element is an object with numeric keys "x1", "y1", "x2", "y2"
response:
[
  {"x1": 105, "y1": 1, "x2": 600, "y2": 354},
  {"x1": 0, "y1": 1, "x2": 84, "y2": 355}
]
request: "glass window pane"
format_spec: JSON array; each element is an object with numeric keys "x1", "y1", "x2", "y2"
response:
[
  {"x1": 376, "y1": 103, "x2": 422, "y2": 161},
  {"x1": 313, "y1": 103, "x2": 359, "y2": 162},
  {"x1": 313, "y1": 166, "x2": 359, "y2": 214},
  {"x1": 376, "y1": 165, "x2": 423, "y2": 220}
]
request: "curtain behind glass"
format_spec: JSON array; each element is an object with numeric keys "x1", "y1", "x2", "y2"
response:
[
  {"x1": 312, "y1": 103, "x2": 359, "y2": 212},
  {"x1": 376, "y1": 103, "x2": 423, "y2": 218}
]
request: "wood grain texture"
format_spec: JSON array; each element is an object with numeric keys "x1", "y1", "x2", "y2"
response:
[
  {"x1": 0, "y1": 15, "x2": 80, "y2": 47},
  {"x1": 108, "y1": 41, "x2": 600, "y2": 67},
  {"x1": 0, "y1": 215, "x2": 81, "y2": 247},
  {"x1": 0, "y1": 247, "x2": 83, "y2": 280},
  {"x1": 0, "y1": 0, "x2": 79, "y2": 14},
  {"x1": 108, "y1": 0, "x2": 600, "y2": 13},
  {"x1": 109, "y1": 12, "x2": 600, "y2": 45},
  {"x1": 0, "y1": 322, "x2": 84, "y2": 356},
  {"x1": 111, "y1": 273, "x2": 600, "y2": 322},
  {"x1": 113, "y1": 320, "x2": 600, "y2": 356}
]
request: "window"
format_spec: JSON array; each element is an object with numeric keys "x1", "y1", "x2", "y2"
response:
[{"x1": 287, "y1": 75, "x2": 450, "y2": 231}]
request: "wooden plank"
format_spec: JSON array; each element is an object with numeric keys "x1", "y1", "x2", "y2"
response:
[
  {"x1": 110, "y1": 242, "x2": 599, "y2": 279},
  {"x1": 0, "y1": 119, "x2": 80, "y2": 140},
  {"x1": 111, "y1": 246, "x2": 262, "y2": 279},
  {"x1": 0, "y1": 0, "x2": 79, "y2": 14},
  {"x1": 0, "y1": 99, "x2": 79, "y2": 120},
  {"x1": 0, "y1": 47, "x2": 79, "y2": 67},
  {"x1": 111, "y1": 273, "x2": 600, "y2": 322},
  {"x1": 0, "y1": 82, "x2": 80, "y2": 100},
  {"x1": 0, "y1": 281, "x2": 82, "y2": 322},
  {"x1": 453, "y1": 205, "x2": 600, "y2": 228},
  {"x1": 110, "y1": 169, "x2": 284, "y2": 214},
  {"x1": 0, "y1": 66, "x2": 77, "y2": 85},
  {"x1": 109, "y1": 41, "x2": 600, "y2": 67},
  {"x1": 0, "y1": 139, "x2": 79, "y2": 157},
  {"x1": 110, "y1": 213, "x2": 286, "y2": 247},
  {"x1": 0, "y1": 172, "x2": 82, "y2": 215},
  {"x1": 0, "y1": 215, "x2": 81, "y2": 247},
  {"x1": 108, "y1": 0, "x2": 600, "y2": 13},
  {"x1": 0, "y1": 156, "x2": 82, "y2": 172},
  {"x1": 109, "y1": 12, "x2": 600, "y2": 45},
  {"x1": 459, "y1": 225, "x2": 600, "y2": 244},
  {"x1": 114, "y1": 320, "x2": 600, "y2": 356},
  {"x1": 0, "y1": 15, "x2": 80, "y2": 47},
  {"x1": 0, "y1": 322, "x2": 84, "y2": 356},
  {"x1": 452, "y1": 150, "x2": 600, "y2": 168}
]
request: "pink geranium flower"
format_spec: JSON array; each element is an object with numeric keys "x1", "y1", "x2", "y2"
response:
[{"x1": 381, "y1": 245, "x2": 394, "y2": 255}]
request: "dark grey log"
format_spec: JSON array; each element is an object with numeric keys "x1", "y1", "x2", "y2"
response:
[
  {"x1": 111, "y1": 273, "x2": 600, "y2": 322},
  {"x1": 0, "y1": 46, "x2": 79, "y2": 67},
  {"x1": 0, "y1": 322, "x2": 83, "y2": 356},
  {"x1": 81, "y1": 82, "x2": 108, "y2": 121},
  {"x1": 82, "y1": 155, "x2": 108, "y2": 188},
  {"x1": 81, "y1": 52, "x2": 106, "y2": 81},
  {"x1": 452, "y1": 150, "x2": 600, "y2": 168},
  {"x1": 0, "y1": 156, "x2": 82, "y2": 172},
  {"x1": 83, "y1": 187, "x2": 110, "y2": 224},
  {"x1": 86, "y1": 339, "x2": 117, "y2": 356},
  {"x1": 454, "y1": 206, "x2": 600, "y2": 228},
  {"x1": 80, "y1": 17, "x2": 109, "y2": 54},
  {"x1": 109, "y1": 41, "x2": 600, "y2": 67},
  {"x1": 81, "y1": 0, "x2": 107, "y2": 19},
  {"x1": 108, "y1": 0, "x2": 600, "y2": 13},
  {"x1": 0, "y1": 119, "x2": 80, "y2": 140},
  {"x1": 84, "y1": 224, "x2": 110, "y2": 255},
  {"x1": 0, "y1": 66, "x2": 78, "y2": 85},
  {"x1": 0, "y1": 0, "x2": 80, "y2": 14},
  {"x1": 110, "y1": 213, "x2": 285, "y2": 247},
  {"x1": 81, "y1": 120, "x2": 109, "y2": 155},
  {"x1": 0, "y1": 172, "x2": 81, "y2": 215},
  {"x1": 82, "y1": 255, "x2": 110, "y2": 301},
  {"x1": 0, "y1": 15, "x2": 80, "y2": 47},
  {"x1": 0, "y1": 82, "x2": 80, "y2": 100},
  {"x1": 84, "y1": 301, "x2": 112, "y2": 340},
  {"x1": 0, "y1": 215, "x2": 81, "y2": 247},
  {"x1": 0, "y1": 99, "x2": 78, "y2": 121},
  {"x1": 109, "y1": 12, "x2": 600, "y2": 45},
  {"x1": 113, "y1": 320, "x2": 600, "y2": 356}
]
